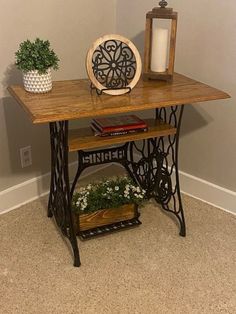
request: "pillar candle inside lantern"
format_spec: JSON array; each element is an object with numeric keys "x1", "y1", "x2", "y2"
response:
[{"x1": 151, "y1": 26, "x2": 169, "y2": 73}]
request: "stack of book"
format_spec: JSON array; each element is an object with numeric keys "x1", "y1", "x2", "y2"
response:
[{"x1": 91, "y1": 115, "x2": 148, "y2": 137}]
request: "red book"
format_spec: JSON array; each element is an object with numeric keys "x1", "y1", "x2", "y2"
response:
[
  {"x1": 91, "y1": 123, "x2": 148, "y2": 137},
  {"x1": 92, "y1": 115, "x2": 147, "y2": 133}
]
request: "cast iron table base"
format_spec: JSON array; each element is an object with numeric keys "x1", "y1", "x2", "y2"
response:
[{"x1": 48, "y1": 105, "x2": 186, "y2": 267}]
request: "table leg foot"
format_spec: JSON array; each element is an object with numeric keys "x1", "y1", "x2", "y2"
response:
[
  {"x1": 73, "y1": 244, "x2": 81, "y2": 267},
  {"x1": 74, "y1": 259, "x2": 81, "y2": 267},
  {"x1": 155, "y1": 194, "x2": 186, "y2": 237},
  {"x1": 176, "y1": 189, "x2": 186, "y2": 237},
  {"x1": 47, "y1": 199, "x2": 53, "y2": 218},
  {"x1": 47, "y1": 209, "x2": 53, "y2": 218},
  {"x1": 70, "y1": 231, "x2": 81, "y2": 267},
  {"x1": 179, "y1": 225, "x2": 186, "y2": 237}
]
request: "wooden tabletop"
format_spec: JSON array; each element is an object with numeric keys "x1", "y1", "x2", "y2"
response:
[{"x1": 8, "y1": 73, "x2": 230, "y2": 124}]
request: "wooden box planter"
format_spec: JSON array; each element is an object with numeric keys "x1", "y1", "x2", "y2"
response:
[
  {"x1": 72, "y1": 177, "x2": 145, "y2": 239},
  {"x1": 73, "y1": 204, "x2": 141, "y2": 239}
]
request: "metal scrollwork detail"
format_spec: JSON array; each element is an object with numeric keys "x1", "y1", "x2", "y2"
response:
[
  {"x1": 92, "y1": 40, "x2": 136, "y2": 89},
  {"x1": 155, "y1": 168, "x2": 172, "y2": 204},
  {"x1": 127, "y1": 140, "x2": 167, "y2": 199}
]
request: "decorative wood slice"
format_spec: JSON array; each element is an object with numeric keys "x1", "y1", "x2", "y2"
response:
[{"x1": 86, "y1": 34, "x2": 142, "y2": 96}]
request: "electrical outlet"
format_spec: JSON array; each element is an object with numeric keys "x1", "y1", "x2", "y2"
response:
[{"x1": 20, "y1": 146, "x2": 32, "y2": 168}]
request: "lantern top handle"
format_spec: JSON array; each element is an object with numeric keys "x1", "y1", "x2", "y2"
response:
[
  {"x1": 147, "y1": 0, "x2": 177, "y2": 18},
  {"x1": 159, "y1": 0, "x2": 168, "y2": 8}
]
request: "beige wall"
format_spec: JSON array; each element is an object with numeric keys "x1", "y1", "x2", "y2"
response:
[
  {"x1": 0, "y1": 0, "x2": 116, "y2": 191},
  {"x1": 116, "y1": 0, "x2": 236, "y2": 191}
]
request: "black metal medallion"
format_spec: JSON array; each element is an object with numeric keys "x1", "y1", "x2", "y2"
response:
[{"x1": 92, "y1": 40, "x2": 136, "y2": 89}]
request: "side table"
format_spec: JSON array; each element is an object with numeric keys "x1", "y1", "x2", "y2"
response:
[{"x1": 8, "y1": 73, "x2": 230, "y2": 267}]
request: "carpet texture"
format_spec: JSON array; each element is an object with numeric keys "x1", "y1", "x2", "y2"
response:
[{"x1": 0, "y1": 167, "x2": 236, "y2": 314}]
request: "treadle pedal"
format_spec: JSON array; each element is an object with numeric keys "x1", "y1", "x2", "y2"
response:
[{"x1": 78, "y1": 217, "x2": 142, "y2": 240}]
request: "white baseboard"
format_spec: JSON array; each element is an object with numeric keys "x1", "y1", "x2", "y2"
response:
[
  {"x1": 0, "y1": 162, "x2": 110, "y2": 215},
  {"x1": 179, "y1": 170, "x2": 236, "y2": 215},
  {"x1": 1, "y1": 160, "x2": 236, "y2": 216},
  {"x1": 131, "y1": 153, "x2": 236, "y2": 215}
]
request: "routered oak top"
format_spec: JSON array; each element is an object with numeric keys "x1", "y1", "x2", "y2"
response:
[{"x1": 8, "y1": 73, "x2": 230, "y2": 124}]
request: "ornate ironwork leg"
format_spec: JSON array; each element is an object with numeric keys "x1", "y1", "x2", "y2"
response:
[
  {"x1": 154, "y1": 105, "x2": 186, "y2": 236},
  {"x1": 48, "y1": 121, "x2": 81, "y2": 267},
  {"x1": 126, "y1": 106, "x2": 186, "y2": 237}
]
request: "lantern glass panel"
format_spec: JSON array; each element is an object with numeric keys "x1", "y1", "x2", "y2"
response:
[{"x1": 151, "y1": 19, "x2": 171, "y2": 73}]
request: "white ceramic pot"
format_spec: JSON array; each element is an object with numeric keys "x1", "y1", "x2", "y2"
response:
[{"x1": 23, "y1": 69, "x2": 52, "y2": 93}]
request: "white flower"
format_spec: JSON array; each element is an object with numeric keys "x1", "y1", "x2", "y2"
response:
[
  {"x1": 81, "y1": 202, "x2": 86, "y2": 210},
  {"x1": 115, "y1": 186, "x2": 119, "y2": 191},
  {"x1": 80, "y1": 197, "x2": 88, "y2": 210},
  {"x1": 124, "y1": 188, "x2": 129, "y2": 195},
  {"x1": 124, "y1": 192, "x2": 130, "y2": 199},
  {"x1": 87, "y1": 184, "x2": 92, "y2": 190}
]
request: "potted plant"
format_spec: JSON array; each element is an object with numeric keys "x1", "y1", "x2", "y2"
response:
[
  {"x1": 15, "y1": 38, "x2": 59, "y2": 93},
  {"x1": 72, "y1": 177, "x2": 146, "y2": 235}
]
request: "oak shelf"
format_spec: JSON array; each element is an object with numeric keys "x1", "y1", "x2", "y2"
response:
[{"x1": 68, "y1": 118, "x2": 176, "y2": 151}]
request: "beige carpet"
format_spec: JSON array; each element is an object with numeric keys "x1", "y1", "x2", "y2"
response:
[{"x1": 0, "y1": 166, "x2": 236, "y2": 314}]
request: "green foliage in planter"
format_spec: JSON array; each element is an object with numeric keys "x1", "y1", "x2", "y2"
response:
[
  {"x1": 72, "y1": 177, "x2": 146, "y2": 214},
  {"x1": 15, "y1": 38, "x2": 59, "y2": 74}
]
